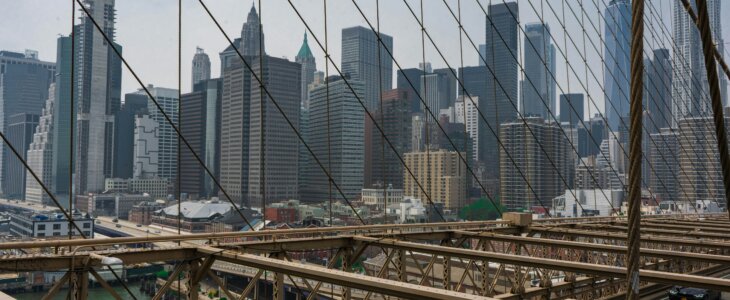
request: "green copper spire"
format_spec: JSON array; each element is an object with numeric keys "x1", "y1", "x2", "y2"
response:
[{"x1": 297, "y1": 32, "x2": 313, "y2": 59}]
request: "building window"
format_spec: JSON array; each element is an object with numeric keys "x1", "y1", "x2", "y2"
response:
[
  {"x1": 53, "y1": 224, "x2": 61, "y2": 230},
  {"x1": 83, "y1": 223, "x2": 90, "y2": 228},
  {"x1": 37, "y1": 233, "x2": 45, "y2": 237},
  {"x1": 53, "y1": 232, "x2": 60, "y2": 236},
  {"x1": 38, "y1": 224, "x2": 46, "y2": 230}
]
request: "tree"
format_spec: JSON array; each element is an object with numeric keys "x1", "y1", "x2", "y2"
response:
[{"x1": 459, "y1": 196, "x2": 505, "y2": 221}]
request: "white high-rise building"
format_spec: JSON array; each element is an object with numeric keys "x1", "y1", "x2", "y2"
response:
[
  {"x1": 132, "y1": 115, "x2": 159, "y2": 179},
  {"x1": 131, "y1": 86, "x2": 178, "y2": 184},
  {"x1": 455, "y1": 96, "x2": 480, "y2": 162},
  {"x1": 672, "y1": 0, "x2": 725, "y2": 122},
  {"x1": 74, "y1": 0, "x2": 123, "y2": 194},
  {"x1": 25, "y1": 84, "x2": 56, "y2": 204}
]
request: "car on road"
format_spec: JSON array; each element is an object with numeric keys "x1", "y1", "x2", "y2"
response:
[
  {"x1": 112, "y1": 218, "x2": 118, "y2": 223},
  {"x1": 115, "y1": 224, "x2": 122, "y2": 228},
  {"x1": 136, "y1": 224, "x2": 142, "y2": 227},
  {"x1": 668, "y1": 286, "x2": 720, "y2": 300}
]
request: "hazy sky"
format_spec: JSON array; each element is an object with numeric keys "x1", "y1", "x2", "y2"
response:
[{"x1": 2, "y1": 0, "x2": 729, "y2": 121}]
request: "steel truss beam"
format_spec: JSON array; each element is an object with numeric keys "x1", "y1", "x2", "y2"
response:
[
  {"x1": 197, "y1": 246, "x2": 495, "y2": 300},
  {"x1": 351, "y1": 236, "x2": 730, "y2": 291}
]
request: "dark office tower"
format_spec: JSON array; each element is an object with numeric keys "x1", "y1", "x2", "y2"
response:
[
  {"x1": 647, "y1": 49, "x2": 671, "y2": 131},
  {"x1": 577, "y1": 115, "x2": 607, "y2": 158},
  {"x1": 5, "y1": 113, "x2": 39, "y2": 199},
  {"x1": 180, "y1": 79, "x2": 221, "y2": 199},
  {"x1": 485, "y1": 1, "x2": 519, "y2": 180},
  {"x1": 302, "y1": 76, "x2": 365, "y2": 202},
  {"x1": 560, "y1": 94, "x2": 584, "y2": 127},
  {"x1": 247, "y1": 57, "x2": 301, "y2": 207},
  {"x1": 458, "y1": 66, "x2": 489, "y2": 162},
  {"x1": 51, "y1": 36, "x2": 74, "y2": 197},
  {"x1": 0, "y1": 50, "x2": 54, "y2": 197},
  {"x1": 74, "y1": 0, "x2": 123, "y2": 194},
  {"x1": 220, "y1": 58, "x2": 253, "y2": 205},
  {"x1": 191, "y1": 47, "x2": 211, "y2": 90},
  {"x1": 433, "y1": 68, "x2": 457, "y2": 108},
  {"x1": 650, "y1": 128, "x2": 678, "y2": 202},
  {"x1": 341, "y1": 26, "x2": 393, "y2": 111},
  {"x1": 500, "y1": 117, "x2": 570, "y2": 211},
  {"x1": 522, "y1": 23, "x2": 556, "y2": 119},
  {"x1": 241, "y1": 4, "x2": 264, "y2": 57},
  {"x1": 603, "y1": 0, "x2": 631, "y2": 131},
  {"x1": 112, "y1": 94, "x2": 148, "y2": 179},
  {"x1": 397, "y1": 68, "x2": 422, "y2": 113},
  {"x1": 296, "y1": 32, "x2": 316, "y2": 110},
  {"x1": 365, "y1": 89, "x2": 412, "y2": 189}
]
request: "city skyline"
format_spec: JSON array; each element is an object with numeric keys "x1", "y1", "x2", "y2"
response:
[{"x1": 4, "y1": 1, "x2": 730, "y2": 122}]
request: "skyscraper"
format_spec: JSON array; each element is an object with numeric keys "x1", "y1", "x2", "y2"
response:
[
  {"x1": 295, "y1": 32, "x2": 316, "y2": 110},
  {"x1": 484, "y1": 1, "x2": 519, "y2": 179},
  {"x1": 366, "y1": 89, "x2": 413, "y2": 189},
  {"x1": 52, "y1": 36, "x2": 74, "y2": 199},
  {"x1": 302, "y1": 76, "x2": 365, "y2": 202},
  {"x1": 458, "y1": 66, "x2": 491, "y2": 174},
  {"x1": 130, "y1": 86, "x2": 178, "y2": 187},
  {"x1": 500, "y1": 117, "x2": 571, "y2": 210},
  {"x1": 220, "y1": 58, "x2": 252, "y2": 205},
  {"x1": 5, "y1": 113, "x2": 39, "y2": 199},
  {"x1": 25, "y1": 84, "x2": 56, "y2": 204},
  {"x1": 672, "y1": 0, "x2": 725, "y2": 121},
  {"x1": 247, "y1": 56, "x2": 301, "y2": 207},
  {"x1": 341, "y1": 26, "x2": 393, "y2": 111},
  {"x1": 649, "y1": 128, "x2": 678, "y2": 202},
  {"x1": 677, "y1": 117, "x2": 729, "y2": 205},
  {"x1": 191, "y1": 47, "x2": 211, "y2": 90},
  {"x1": 240, "y1": 4, "x2": 265, "y2": 57},
  {"x1": 560, "y1": 93, "x2": 584, "y2": 127},
  {"x1": 397, "y1": 68, "x2": 423, "y2": 113},
  {"x1": 455, "y1": 96, "x2": 481, "y2": 163},
  {"x1": 522, "y1": 23, "x2": 556, "y2": 120},
  {"x1": 646, "y1": 49, "x2": 672, "y2": 131},
  {"x1": 112, "y1": 94, "x2": 148, "y2": 179},
  {"x1": 219, "y1": 4, "x2": 265, "y2": 206},
  {"x1": 74, "y1": 0, "x2": 123, "y2": 194},
  {"x1": 180, "y1": 79, "x2": 221, "y2": 199},
  {"x1": 0, "y1": 50, "x2": 54, "y2": 197},
  {"x1": 132, "y1": 115, "x2": 159, "y2": 179},
  {"x1": 603, "y1": 0, "x2": 631, "y2": 131}
]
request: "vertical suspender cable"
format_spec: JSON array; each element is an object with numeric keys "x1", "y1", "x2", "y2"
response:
[
  {"x1": 258, "y1": 0, "x2": 266, "y2": 230},
  {"x1": 324, "y1": 0, "x2": 333, "y2": 228},
  {"x1": 177, "y1": 0, "x2": 182, "y2": 240},
  {"x1": 626, "y1": 0, "x2": 644, "y2": 298},
  {"x1": 376, "y1": 0, "x2": 386, "y2": 223},
  {"x1": 694, "y1": 0, "x2": 730, "y2": 219},
  {"x1": 68, "y1": 0, "x2": 76, "y2": 240}
]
